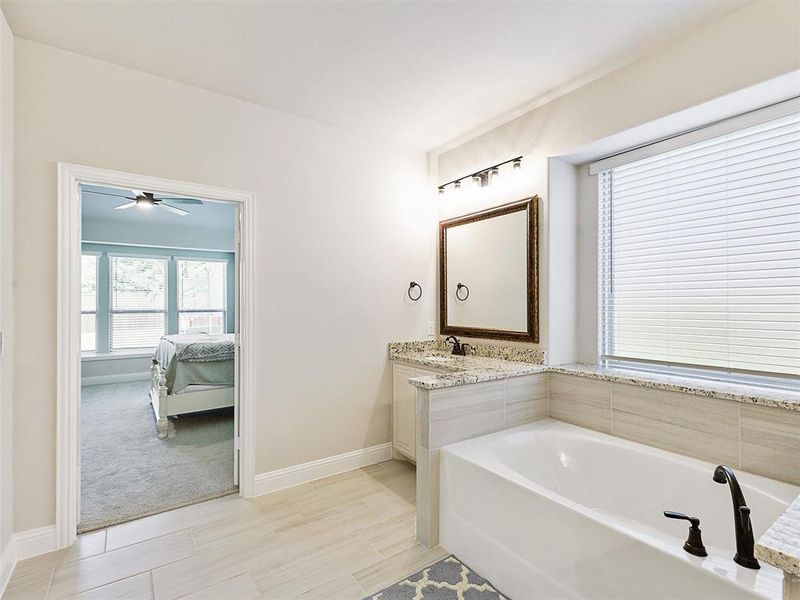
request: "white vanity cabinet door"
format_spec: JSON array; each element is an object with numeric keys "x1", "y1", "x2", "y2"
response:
[
  {"x1": 392, "y1": 363, "x2": 417, "y2": 460},
  {"x1": 392, "y1": 363, "x2": 438, "y2": 462}
]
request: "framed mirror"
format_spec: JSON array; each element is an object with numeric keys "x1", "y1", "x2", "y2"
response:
[{"x1": 439, "y1": 197, "x2": 539, "y2": 342}]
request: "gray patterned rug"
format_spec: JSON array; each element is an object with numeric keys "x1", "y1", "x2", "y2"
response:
[{"x1": 365, "y1": 555, "x2": 508, "y2": 599}]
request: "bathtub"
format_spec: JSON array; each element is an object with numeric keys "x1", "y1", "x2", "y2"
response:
[{"x1": 439, "y1": 419, "x2": 799, "y2": 600}]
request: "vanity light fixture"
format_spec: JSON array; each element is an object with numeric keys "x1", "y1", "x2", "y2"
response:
[{"x1": 437, "y1": 156, "x2": 522, "y2": 195}]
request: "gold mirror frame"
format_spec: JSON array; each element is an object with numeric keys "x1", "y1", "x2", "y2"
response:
[{"x1": 439, "y1": 196, "x2": 539, "y2": 342}]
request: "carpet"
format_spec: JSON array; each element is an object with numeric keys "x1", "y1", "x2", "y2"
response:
[
  {"x1": 365, "y1": 555, "x2": 508, "y2": 600},
  {"x1": 80, "y1": 381, "x2": 236, "y2": 533}
]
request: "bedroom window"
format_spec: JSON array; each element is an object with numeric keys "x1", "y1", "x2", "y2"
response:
[
  {"x1": 109, "y1": 255, "x2": 168, "y2": 350},
  {"x1": 177, "y1": 259, "x2": 227, "y2": 334},
  {"x1": 81, "y1": 254, "x2": 98, "y2": 352},
  {"x1": 598, "y1": 110, "x2": 800, "y2": 381}
]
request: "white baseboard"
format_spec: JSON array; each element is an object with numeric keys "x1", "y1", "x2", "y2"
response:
[
  {"x1": 253, "y1": 442, "x2": 393, "y2": 497},
  {"x1": 81, "y1": 372, "x2": 150, "y2": 386},
  {"x1": 14, "y1": 526, "x2": 57, "y2": 561},
  {"x1": 0, "y1": 537, "x2": 15, "y2": 598},
  {"x1": 0, "y1": 525, "x2": 57, "y2": 596}
]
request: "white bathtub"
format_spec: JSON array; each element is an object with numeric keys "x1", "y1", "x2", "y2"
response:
[{"x1": 439, "y1": 419, "x2": 799, "y2": 600}]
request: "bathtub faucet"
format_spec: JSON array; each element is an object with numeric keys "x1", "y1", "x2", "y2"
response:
[{"x1": 713, "y1": 465, "x2": 760, "y2": 570}]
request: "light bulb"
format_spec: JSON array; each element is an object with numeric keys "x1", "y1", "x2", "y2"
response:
[
  {"x1": 513, "y1": 158, "x2": 522, "y2": 170},
  {"x1": 438, "y1": 187, "x2": 445, "y2": 195},
  {"x1": 454, "y1": 180, "x2": 461, "y2": 190},
  {"x1": 490, "y1": 167, "x2": 499, "y2": 180}
]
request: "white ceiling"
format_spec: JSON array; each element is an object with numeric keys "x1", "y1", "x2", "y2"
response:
[
  {"x1": 2, "y1": 1, "x2": 748, "y2": 151},
  {"x1": 81, "y1": 184, "x2": 237, "y2": 231}
]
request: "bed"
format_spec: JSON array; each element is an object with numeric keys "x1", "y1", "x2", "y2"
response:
[{"x1": 150, "y1": 333, "x2": 236, "y2": 438}]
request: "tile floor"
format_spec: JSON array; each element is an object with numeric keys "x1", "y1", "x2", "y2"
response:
[{"x1": 3, "y1": 460, "x2": 446, "y2": 600}]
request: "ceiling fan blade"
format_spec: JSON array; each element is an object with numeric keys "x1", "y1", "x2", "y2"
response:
[
  {"x1": 159, "y1": 203, "x2": 190, "y2": 216},
  {"x1": 154, "y1": 197, "x2": 204, "y2": 205},
  {"x1": 113, "y1": 201, "x2": 138, "y2": 210},
  {"x1": 84, "y1": 190, "x2": 136, "y2": 200}
]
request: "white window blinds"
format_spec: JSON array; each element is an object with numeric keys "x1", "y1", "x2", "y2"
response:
[
  {"x1": 110, "y1": 255, "x2": 167, "y2": 349},
  {"x1": 599, "y1": 112, "x2": 800, "y2": 378},
  {"x1": 177, "y1": 259, "x2": 226, "y2": 334}
]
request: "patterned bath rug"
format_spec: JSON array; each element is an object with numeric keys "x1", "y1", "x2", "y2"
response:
[{"x1": 364, "y1": 554, "x2": 508, "y2": 599}]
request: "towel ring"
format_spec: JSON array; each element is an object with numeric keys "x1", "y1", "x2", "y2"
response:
[
  {"x1": 408, "y1": 281, "x2": 423, "y2": 301},
  {"x1": 456, "y1": 283, "x2": 470, "y2": 301}
]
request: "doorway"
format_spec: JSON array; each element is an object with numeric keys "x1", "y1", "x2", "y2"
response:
[{"x1": 56, "y1": 163, "x2": 255, "y2": 548}]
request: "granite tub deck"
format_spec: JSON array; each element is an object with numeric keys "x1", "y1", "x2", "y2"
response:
[
  {"x1": 551, "y1": 363, "x2": 800, "y2": 413},
  {"x1": 757, "y1": 494, "x2": 800, "y2": 599}
]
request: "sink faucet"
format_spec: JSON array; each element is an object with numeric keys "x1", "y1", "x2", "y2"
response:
[
  {"x1": 444, "y1": 335, "x2": 469, "y2": 356},
  {"x1": 713, "y1": 465, "x2": 760, "y2": 569}
]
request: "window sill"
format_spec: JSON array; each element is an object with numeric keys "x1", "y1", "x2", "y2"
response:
[
  {"x1": 549, "y1": 363, "x2": 800, "y2": 413},
  {"x1": 81, "y1": 350, "x2": 155, "y2": 362}
]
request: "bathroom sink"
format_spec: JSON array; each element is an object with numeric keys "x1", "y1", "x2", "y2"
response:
[{"x1": 423, "y1": 355, "x2": 455, "y2": 363}]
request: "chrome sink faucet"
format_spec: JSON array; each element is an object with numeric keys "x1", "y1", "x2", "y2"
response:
[
  {"x1": 444, "y1": 335, "x2": 470, "y2": 356},
  {"x1": 713, "y1": 465, "x2": 760, "y2": 569}
]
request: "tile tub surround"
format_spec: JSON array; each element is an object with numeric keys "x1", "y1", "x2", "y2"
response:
[
  {"x1": 415, "y1": 374, "x2": 548, "y2": 546},
  {"x1": 548, "y1": 374, "x2": 800, "y2": 486}
]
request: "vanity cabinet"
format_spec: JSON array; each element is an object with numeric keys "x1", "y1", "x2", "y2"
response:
[{"x1": 392, "y1": 363, "x2": 439, "y2": 462}]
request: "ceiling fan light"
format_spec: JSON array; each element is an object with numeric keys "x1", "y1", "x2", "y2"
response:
[{"x1": 137, "y1": 197, "x2": 155, "y2": 209}]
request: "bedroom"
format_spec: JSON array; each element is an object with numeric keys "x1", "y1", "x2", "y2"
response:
[{"x1": 79, "y1": 183, "x2": 240, "y2": 532}]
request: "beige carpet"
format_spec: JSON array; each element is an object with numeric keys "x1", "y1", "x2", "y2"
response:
[{"x1": 80, "y1": 381, "x2": 236, "y2": 532}]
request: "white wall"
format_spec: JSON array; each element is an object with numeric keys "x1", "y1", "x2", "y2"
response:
[
  {"x1": 546, "y1": 159, "x2": 577, "y2": 364},
  {"x1": 575, "y1": 163, "x2": 598, "y2": 363},
  {"x1": 13, "y1": 40, "x2": 436, "y2": 533},
  {"x1": 0, "y1": 6, "x2": 13, "y2": 566},
  {"x1": 435, "y1": 0, "x2": 800, "y2": 363},
  {"x1": 81, "y1": 354, "x2": 151, "y2": 384}
]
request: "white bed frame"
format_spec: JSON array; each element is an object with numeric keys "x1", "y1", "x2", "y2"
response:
[{"x1": 149, "y1": 358, "x2": 235, "y2": 438}]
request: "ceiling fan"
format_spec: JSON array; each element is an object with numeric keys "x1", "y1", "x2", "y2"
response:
[{"x1": 89, "y1": 188, "x2": 204, "y2": 216}]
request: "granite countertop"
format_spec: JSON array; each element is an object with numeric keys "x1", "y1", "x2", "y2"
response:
[
  {"x1": 756, "y1": 494, "x2": 800, "y2": 577},
  {"x1": 550, "y1": 363, "x2": 800, "y2": 412},
  {"x1": 388, "y1": 342, "x2": 799, "y2": 411},
  {"x1": 388, "y1": 340, "x2": 546, "y2": 390}
]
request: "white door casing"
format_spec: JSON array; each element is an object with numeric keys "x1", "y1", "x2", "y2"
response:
[{"x1": 56, "y1": 163, "x2": 256, "y2": 548}]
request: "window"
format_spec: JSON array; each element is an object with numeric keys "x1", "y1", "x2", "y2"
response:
[
  {"x1": 81, "y1": 254, "x2": 98, "y2": 352},
  {"x1": 110, "y1": 255, "x2": 167, "y2": 349},
  {"x1": 177, "y1": 259, "x2": 227, "y2": 334},
  {"x1": 599, "y1": 112, "x2": 800, "y2": 379}
]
